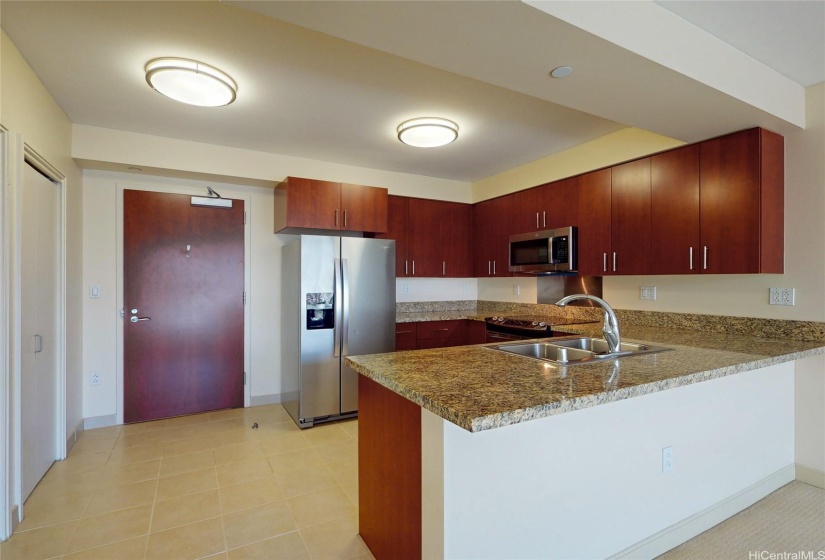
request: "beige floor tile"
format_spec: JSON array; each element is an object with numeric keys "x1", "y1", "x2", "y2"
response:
[
  {"x1": 62, "y1": 535, "x2": 147, "y2": 560},
  {"x1": 250, "y1": 421, "x2": 301, "y2": 441},
  {"x1": 203, "y1": 553, "x2": 229, "y2": 560},
  {"x1": 214, "y1": 427, "x2": 259, "y2": 448},
  {"x1": 115, "y1": 430, "x2": 167, "y2": 449},
  {"x1": 81, "y1": 425, "x2": 123, "y2": 440},
  {"x1": 121, "y1": 418, "x2": 169, "y2": 435},
  {"x1": 150, "y1": 489, "x2": 222, "y2": 533},
  {"x1": 267, "y1": 448, "x2": 324, "y2": 476},
  {"x1": 16, "y1": 488, "x2": 92, "y2": 531},
  {"x1": 0, "y1": 519, "x2": 78, "y2": 560},
  {"x1": 336, "y1": 419, "x2": 358, "y2": 439},
  {"x1": 37, "y1": 468, "x2": 105, "y2": 496},
  {"x1": 273, "y1": 465, "x2": 338, "y2": 499},
  {"x1": 47, "y1": 451, "x2": 110, "y2": 477},
  {"x1": 213, "y1": 442, "x2": 264, "y2": 466},
  {"x1": 222, "y1": 501, "x2": 297, "y2": 550},
  {"x1": 259, "y1": 432, "x2": 311, "y2": 457},
  {"x1": 166, "y1": 413, "x2": 212, "y2": 428},
  {"x1": 144, "y1": 517, "x2": 225, "y2": 560},
  {"x1": 219, "y1": 475, "x2": 285, "y2": 515},
  {"x1": 302, "y1": 424, "x2": 351, "y2": 447},
  {"x1": 84, "y1": 479, "x2": 157, "y2": 516},
  {"x1": 313, "y1": 440, "x2": 357, "y2": 465},
  {"x1": 226, "y1": 531, "x2": 309, "y2": 560},
  {"x1": 66, "y1": 505, "x2": 152, "y2": 554},
  {"x1": 162, "y1": 434, "x2": 218, "y2": 457},
  {"x1": 156, "y1": 467, "x2": 218, "y2": 501},
  {"x1": 244, "y1": 409, "x2": 292, "y2": 426},
  {"x1": 101, "y1": 459, "x2": 161, "y2": 485},
  {"x1": 216, "y1": 458, "x2": 272, "y2": 487},
  {"x1": 160, "y1": 450, "x2": 216, "y2": 477},
  {"x1": 287, "y1": 487, "x2": 356, "y2": 529},
  {"x1": 300, "y1": 515, "x2": 367, "y2": 560},
  {"x1": 163, "y1": 422, "x2": 217, "y2": 443},
  {"x1": 72, "y1": 436, "x2": 119, "y2": 454},
  {"x1": 107, "y1": 443, "x2": 163, "y2": 466}
]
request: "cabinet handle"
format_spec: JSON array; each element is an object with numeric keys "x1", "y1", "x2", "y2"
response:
[
  {"x1": 405, "y1": 260, "x2": 408, "y2": 275},
  {"x1": 412, "y1": 260, "x2": 415, "y2": 275},
  {"x1": 536, "y1": 212, "x2": 539, "y2": 229},
  {"x1": 689, "y1": 247, "x2": 694, "y2": 270},
  {"x1": 396, "y1": 330, "x2": 412, "y2": 334},
  {"x1": 343, "y1": 210, "x2": 347, "y2": 227},
  {"x1": 334, "y1": 209, "x2": 339, "y2": 226},
  {"x1": 493, "y1": 261, "x2": 496, "y2": 275},
  {"x1": 542, "y1": 211, "x2": 546, "y2": 228},
  {"x1": 613, "y1": 252, "x2": 617, "y2": 272},
  {"x1": 434, "y1": 328, "x2": 450, "y2": 331},
  {"x1": 488, "y1": 261, "x2": 491, "y2": 275},
  {"x1": 603, "y1": 253, "x2": 607, "y2": 273},
  {"x1": 703, "y1": 246, "x2": 708, "y2": 270},
  {"x1": 443, "y1": 261, "x2": 446, "y2": 276}
]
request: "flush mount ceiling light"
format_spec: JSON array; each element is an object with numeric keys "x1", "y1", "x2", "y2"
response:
[
  {"x1": 397, "y1": 117, "x2": 459, "y2": 148},
  {"x1": 145, "y1": 58, "x2": 237, "y2": 107},
  {"x1": 550, "y1": 66, "x2": 574, "y2": 78}
]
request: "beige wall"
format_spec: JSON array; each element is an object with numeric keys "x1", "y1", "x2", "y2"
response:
[{"x1": 0, "y1": 30, "x2": 84, "y2": 441}]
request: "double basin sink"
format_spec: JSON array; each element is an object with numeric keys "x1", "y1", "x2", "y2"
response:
[{"x1": 489, "y1": 337, "x2": 671, "y2": 366}]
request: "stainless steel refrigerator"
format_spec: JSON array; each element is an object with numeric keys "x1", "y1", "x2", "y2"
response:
[{"x1": 281, "y1": 235, "x2": 395, "y2": 428}]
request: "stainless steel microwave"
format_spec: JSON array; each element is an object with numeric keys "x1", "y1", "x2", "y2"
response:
[{"x1": 509, "y1": 227, "x2": 577, "y2": 273}]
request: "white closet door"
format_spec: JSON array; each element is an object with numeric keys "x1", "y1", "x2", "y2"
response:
[{"x1": 21, "y1": 163, "x2": 59, "y2": 501}]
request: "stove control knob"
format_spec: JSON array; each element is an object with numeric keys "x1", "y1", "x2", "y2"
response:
[
  {"x1": 539, "y1": 322, "x2": 546, "y2": 328},
  {"x1": 531, "y1": 321, "x2": 538, "y2": 326}
]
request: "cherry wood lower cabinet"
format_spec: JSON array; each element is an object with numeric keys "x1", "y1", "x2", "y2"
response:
[
  {"x1": 359, "y1": 376, "x2": 421, "y2": 560},
  {"x1": 394, "y1": 323, "x2": 418, "y2": 351},
  {"x1": 396, "y1": 319, "x2": 485, "y2": 350}
]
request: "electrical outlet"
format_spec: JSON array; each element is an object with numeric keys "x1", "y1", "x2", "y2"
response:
[
  {"x1": 403, "y1": 283, "x2": 410, "y2": 295},
  {"x1": 463, "y1": 283, "x2": 469, "y2": 295},
  {"x1": 513, "y1": 284, "x2": 520, "y2": 296},
  {"x1": 90, "y1": 372, "x2": 101, "y2": 386},
  {"x1": 662, "y1": 446, "x2": 673, "y2": 473},
  {"x1": 640, "y1": 287, "x2": 657, "y2": 300},
  {"x1": 769, "y1": 288, "x2": 795, "y2": 306}
]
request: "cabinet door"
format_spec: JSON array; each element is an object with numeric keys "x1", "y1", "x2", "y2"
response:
[
  {"x1": 341, "y1": 183, "x2": 388, "y2": 233},
  {"x1": 441, "y1": 202, "x2": 472, "y2": 277},
  {"x1": 652, "y1": 145, "x2": 700, "y2": 274},
  {"x1": 577, "y1": 169, "x2": 612, "y2": 275},
  {"x1": 611, "y1": 158, "x2": 652, "y2": 275},
  {"x1": 541, "y1": 177, "x2": 578, "y2": 229},
  {"x1": 376, "y1": 195, "x2": 409, "y2": 277},
  {"x1": 700, "y1": 129, "x2": 761, "y2": 274},
  {"x1": 473, "y1": 196, "x2": 512, "y2": 277},
  {"x1": 512, "y1": 187, "x2": 543, "y2": 233},
  {"x1": 408, "y1": 198, "x2": 442, "y2": 277},
  {"x1": 281, "y1": 177, "x2": 341, "y2": 230}
]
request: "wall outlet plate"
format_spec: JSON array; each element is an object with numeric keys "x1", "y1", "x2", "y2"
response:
[
  {"x1": 769, "y1": 288, "x2": 795, "y2": 306},
  {"x1": 90, "y1": 372, "x2": 101, "y2": 386},
  {"x1": 662, "y1": 446, "x2": 673, "y2": 473},
  {"x1": 640, "y1": 286, "x2": 656, "y2": 300}
]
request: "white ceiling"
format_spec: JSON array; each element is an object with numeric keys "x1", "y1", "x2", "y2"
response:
[{"x1": 1, "y1": 1, "x2": 822, "y2": 183}]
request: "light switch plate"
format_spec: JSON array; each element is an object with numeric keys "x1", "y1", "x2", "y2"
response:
[
  {"x1": 90, "y1": 284, "x2": 101, "y2": 298},
  {"x1": 640, "y1": 286, "x2": 656, "y2": 300}
]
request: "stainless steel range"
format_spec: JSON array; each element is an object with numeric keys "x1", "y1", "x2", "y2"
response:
[{"x1": 484, "y1": 316, "x2": 594, "y2": 343}]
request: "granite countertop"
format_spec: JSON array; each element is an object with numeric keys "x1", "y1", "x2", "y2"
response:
[
  {"x1": 346, "y1": 326, "x2": 825, "y2": 433},
  {"x1": 396, "y1": 311, "x2": 485, "y2": 323}
]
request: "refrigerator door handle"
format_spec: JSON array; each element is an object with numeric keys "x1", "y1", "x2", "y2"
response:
[
  {"x1": 333, "y1": 258, "x2": 343, "y2": 358},
  {"x1": 341, "y1": 258, "x2": 350, "y2": 356}
]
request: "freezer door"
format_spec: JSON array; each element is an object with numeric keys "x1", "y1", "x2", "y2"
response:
[
  {"x1": 298, "y1": 236, "x2": 342, "y2": 420},
  {"x1": 340, "y1": 237, "x2": 396, "y2": 413}
]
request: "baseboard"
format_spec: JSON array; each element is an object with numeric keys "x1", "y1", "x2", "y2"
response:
[
  {"x1": 609, "y1": 464, "x2": 795, "y2": 560},
  {"x1": 66, "y1": 419, "x2": 85, "y2": 456},
  {"x1": 795, "y1": 463, "x2": 825, "y2": 489},
  {"x1": 10, "y1": 505, "x2": 19, "y2": 534},
  {"x1": 250, "y1": 393, "x2": 282, "y2": 406},
  {"x1": 83, "y1": 414, "x2": 118, "y2": 430}
]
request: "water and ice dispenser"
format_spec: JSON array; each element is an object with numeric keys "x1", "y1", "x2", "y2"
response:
[{"x1": 306, "y1": 292, "x2": 334, "y2": 330}]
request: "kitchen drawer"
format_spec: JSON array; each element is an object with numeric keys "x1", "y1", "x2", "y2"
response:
[
  {"x1": 395, "y1": 323, "x2": 417, "y2": 342},
  {"x1": 417, "y1": 336, "x2": 466, "y2": 350},
  {"x1": 416, "y1": 320, "x2": 467, "y2": 340}
]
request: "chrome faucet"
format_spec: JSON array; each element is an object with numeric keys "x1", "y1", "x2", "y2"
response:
[{"x1": 555, "y1": 294, "x2": 621, "y2": 354}]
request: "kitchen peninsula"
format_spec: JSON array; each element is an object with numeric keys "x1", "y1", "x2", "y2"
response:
[{"x1": 346, "y1": 319, "x2": 825, "y2": 559}]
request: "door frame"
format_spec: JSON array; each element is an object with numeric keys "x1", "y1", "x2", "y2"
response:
[
  {"x1": 0, "y1": 128, "x2": 67, "y2": 540},
  {"x1": 114, "y1": 182, "x2": 252, "y2": 424}
]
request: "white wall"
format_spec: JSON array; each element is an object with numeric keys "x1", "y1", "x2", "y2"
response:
[
  {"x1": 395, "y1": 278, "x2": 477, "y2": 303},
  {"x1": 425, "y1": 362, "x2": 795, "y2": 559}
]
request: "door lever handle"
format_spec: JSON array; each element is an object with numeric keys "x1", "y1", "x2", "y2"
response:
[
  {"x1": 34, "y1": 334, "x2": 43, "y2": 353},
  {"x1": 130, "y1": 316, "x2": 151, "y2": 323}
]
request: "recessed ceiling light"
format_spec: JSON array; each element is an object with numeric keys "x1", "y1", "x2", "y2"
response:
[
  {"x1": 397, "y1": 117, "x2": 459, "y2": 148},
  {"x1": 550, "y1": 66, "x2": 574, "y2": 79},
  {"x1": 145, "y1": 58, "x2": 237, "y2": 107}
]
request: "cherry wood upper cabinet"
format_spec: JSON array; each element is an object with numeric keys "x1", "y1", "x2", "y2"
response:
[
  {"x1": 407, "y1": 198, "x2": 443, "y2": 277},
  {"x1": 577, "y1": 169, "x2": 612, "y2": 276},
  {"x1": 375, "y1": 195, "x2": 410, "y2": 277},
  {"x1": 652, "y1": 145, "x2": 701, "y2": 274},
  {"x1": 700, "y1": 128, "x2": 783, "y2": 274},
  {"x1": 511, "y1": 178, "x2": 578, "y2": 234},
  {"x1": 473, "y1": 195, "x2": 513, "y2": 277},
  {"x1": 441, "y1": 202, "x2": 472, "y2": 278},
  {"x1": 512, "y1": 187, "x2": 543, "y2": 234},
  {"x1": 274, "y1": 177, "x2": 388, "y2": 233},
  {"x1": 611, "y1": 158, "x2": 652, "y2": 275}
]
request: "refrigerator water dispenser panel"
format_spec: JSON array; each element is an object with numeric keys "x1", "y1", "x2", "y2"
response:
[{"x1": 306, "y1": 292, "x2": 334, "y2": 330}]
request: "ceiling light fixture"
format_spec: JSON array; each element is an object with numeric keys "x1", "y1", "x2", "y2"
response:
[
  {"x1": 145, "y1": 57, "x2": 237, "y2": 107},
  {"x1": 397, "y1": 117, "x2": 459, "y2": 148},
  {"x1": 550, "y1": 66, "x2": 574, "y2": 78}
]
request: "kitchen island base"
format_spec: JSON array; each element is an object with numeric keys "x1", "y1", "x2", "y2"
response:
[{"x1": 358, "y1": 361, "x2": 795, "y2": 559}]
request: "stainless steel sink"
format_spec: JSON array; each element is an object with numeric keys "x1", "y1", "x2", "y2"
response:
[{"x1": 488, "y1": 337, "x2": 671, "y2": 365}]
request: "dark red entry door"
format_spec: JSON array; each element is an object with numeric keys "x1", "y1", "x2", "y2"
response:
[{"x1": 124, "y1": 190, "x2": 244, "y2": 423}]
